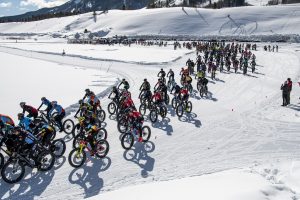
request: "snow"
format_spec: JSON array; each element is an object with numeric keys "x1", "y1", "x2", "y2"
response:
[
  {"x1": 1, "y1": 5, "x2": 300, "y2": 200},
  {"x1": 0, "y1": 6, "x2": 300, "y2": 37},
  {"x1": 0, "y1": 41, "x2": 300, "y2": 200},
  {"x1": 0, "y1": 51, "x2": 118, "y2": 122},
  {"x1": 88, "y1": 168, "x2": 295, "y2": 200},
  {"x1": 0, "y1": 42, "x2": 193, "y2": 64}
]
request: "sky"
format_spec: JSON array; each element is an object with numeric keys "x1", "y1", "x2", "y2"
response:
[{"x1": 0, "y1": 0, "x2": 69, "y2": 17}]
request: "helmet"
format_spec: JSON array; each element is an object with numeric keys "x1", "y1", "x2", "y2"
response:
[
  {"x1": 20, "y1": 102, "x2": 26, "y2": 107},
  {"x1": 287, "y1": 78, "x2": 291, "y2": 81},
  {"x1": 90, "y1": 91, "x2": 95, "y2": 96},
  {"x1": 161, "y1": 68, "x2": 163, "y2": 71},
  {"x1": 17, "y1": 113, "x2": 24, "y2": 119},
  {"x1": 144, "y1": 79, "x2": 147, "y2": 82},
  {"x1": 122, "y1": 78, "x2": 125, "y2": 82},
  {"x1": 169, "y1": 69, "x2": 172, "y2": 71},
  {"x1": 41, "y1": 97, "x2": 46, "y2": 101},
  {"x1": 85, "y1": 88, "x2": 90, "y2": 93}
]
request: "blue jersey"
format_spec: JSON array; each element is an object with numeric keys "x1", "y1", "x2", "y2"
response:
[
  {"x1": 42, "y1": 99, "x2": 51, "y2": 107},
  {"x1": 18, "y1": 117, "x2": 33, "y2": 131},
  {"x1": 49, "y1": 104, "x2": 65, "y2": 116}
]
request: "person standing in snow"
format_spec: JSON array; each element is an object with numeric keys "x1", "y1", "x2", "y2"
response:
[{"x1": 281, "y1": 81, "x2": 289, "y2": 106}]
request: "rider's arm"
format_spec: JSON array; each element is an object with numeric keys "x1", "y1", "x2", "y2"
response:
[
  {"x1": 37, "y1": 102, "x2": 43, "y2": 111},
  {"x1": 117, "y1": 82, "x2": 123, "y2": 89}
]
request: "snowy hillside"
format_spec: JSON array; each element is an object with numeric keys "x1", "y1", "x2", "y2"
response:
[{"x1": 0, "y1": 6, "x2": 300, "y2": 38}]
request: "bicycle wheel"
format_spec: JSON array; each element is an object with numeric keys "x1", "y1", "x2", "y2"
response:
[
  {"x1": 160, "y1": 106, "x2": 167, "y2": 118},
  {"x1": 117, "y1": 120, "x2": 128, "y2": 134},
  {"x1": 51, "y1": 139, "x2": 66, "y2": 158},
  {"x1": 171, "y1": 97, "x2": 177, "y2": 109},
  {"x1": 107, "y1": 102, "x2": 116, "y2": 115},
  {"x1": 197, "y1": 82, "x2": 200, "y2": 92},
  {"x1": 176, "y1": 104, "x2": 184, "y2": 117},
  {"x1": 37, "y1": 151, "x2": 55, "y2": 171},
  {"x1": 1, "y1": 159, "x2": 25, "y2": 184},
  {"x1": 95, "y1": 128, "x2": 107, "y2": 140},
  {"x1": 139, "y1": 104, "x2": 147, "y2": 116},
  {"x1": 0, "y1": 153, "x2": 4, "y2": 169},
  {"x1": 165, "y1": 94, "x2": 170, "y2": 105},
  {"x1": 186, "y1": 101, "x2": 193, "y2": 113},
  {"x1": 141, "y1": 126, "x2": 151, "y2": 142},
  {"x1": 63, "y1": 119, "x2": 74, "y2": 135},
  {"x1": 121, "y1": 133, "x2": 134, "y2": 150},
  {"x1": 95, "y1": 139, "x2": 109, "y2": 158},
  {"x1": 200, "y1": 87, "x2": 204, "y2": 97},
  {"x1": 68, "y1": 148, "x2": 86, "y2": 168},
  {"x1": 97, "y1": 109, "x2": 106, "y2": 122},
  {"x1": 149, "y1": 110, "x2": 158, "y2": 123}
]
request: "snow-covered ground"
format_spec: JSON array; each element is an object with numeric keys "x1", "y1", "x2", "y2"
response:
[
  {"x1": 0, "y1": 51, "x2": 118, "y2": 122},
  {"x1": 0, "y1": 6, "x2": 300, "y2": 199},
  {"x1": 0, "y1": 40, "x2": 300, "y2": 200},
  {"x1": 0, "y1": 42, "x2": 192, "y2": 64},
  {"x1": 0, "y1": 6, "x2": 300, "y2": 37},
  {"x1": 89, "y1": 163, "x2": 300, "y2": 200}
]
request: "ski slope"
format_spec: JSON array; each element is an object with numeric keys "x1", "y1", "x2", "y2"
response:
[
  {"x1": 0, "y1": 41, "x2": 300, "y2": 200},
  {"x1": 0, "y1": 6, "x2": 300, "y2": 37}
]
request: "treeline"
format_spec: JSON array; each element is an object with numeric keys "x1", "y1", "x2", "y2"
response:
[
  {"x1": 147, "y1": 0, "x2": 247, "y2": 9},
  {"x1": 0, "y1": 11, "x2": 82, "y2": 23}
]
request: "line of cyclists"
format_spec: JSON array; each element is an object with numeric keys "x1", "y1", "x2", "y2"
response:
[{"x1": 0, "y1": 41, "x2": 257, "y2": 184}]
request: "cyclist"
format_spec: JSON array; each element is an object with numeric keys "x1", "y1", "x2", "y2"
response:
[
  {"x1": 139, "y1": 79, "x2": 151, "y2": 99},
  {"x1": 118, "y1": 78, "x2": 130, "y2": 90},
  {"x1": 38, "y1": 97, "x2": 52, "y2": 117},
  {"x1": 128, "y1": 110, "x2": 144, "y2": 142},
  {"x1": 20, "y1": 102, "x2": 38, "y2": 119},
  {"x1": 49, "y1": 101, "x2": 65, "y2": 132}
]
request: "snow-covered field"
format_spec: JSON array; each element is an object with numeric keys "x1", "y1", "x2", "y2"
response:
[
  {"x1": 0, "y1": 42, "x2": 192, "y2": 64},
  {"x1": 0, "y1": 6, "x2": 300, "y2": 37},
  {"x1": 91, "y1": 162, "x2": 300, "y2": 200},
  {"x1": 0, "y1": 5, "x2": 300, "y2": 200},
  {"x1": 0, "y1": 51, "x2": 118, "y2": 122},
  {"x1": 0, "y1": 40, "x2": 300, "y2": 200}
]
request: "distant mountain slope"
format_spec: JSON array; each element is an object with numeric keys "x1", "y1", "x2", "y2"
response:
[
  {"x1": 0, "y1": 6, "x2": 299, "y2": 40},
  {"x1": 0, "y1": 0, "x2": 149, "y2": 22}
]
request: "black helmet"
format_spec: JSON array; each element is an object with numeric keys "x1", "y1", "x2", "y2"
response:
[
  {"x1": 144, "y1": 78, "x2": 147, "y2": 82},
  {"x1": 161, "y1": 68, "x2": 163, "y2": 71},
  {"x1": 122, "y1": 78, "x2": 125, "y2": 82},
  {"x1": 85, "y1": 88, "x2": 90, "y2": 93},
  {"x1": 41, "y1": 97, "x2": 46, "y2": 101},
  {"x1": 20, "y1": 102, "x2": 26, "y2": 107}
]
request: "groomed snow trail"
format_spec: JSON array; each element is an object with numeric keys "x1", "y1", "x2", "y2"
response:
[{"x1": 0, "y1": 43, "x2": 300, "y2": 200}]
